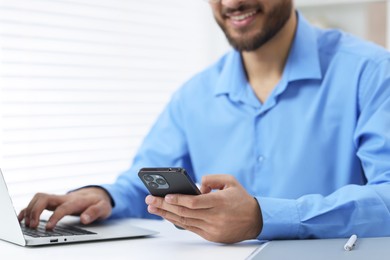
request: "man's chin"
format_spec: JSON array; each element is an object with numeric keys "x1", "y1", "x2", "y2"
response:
[{"x1": 226, "y1": 36, "x2": 261, "y2": 52}]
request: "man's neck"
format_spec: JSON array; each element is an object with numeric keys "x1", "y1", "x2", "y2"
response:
[{"x1": 242, "y1": 11, "x2": 297, "y2": 103}]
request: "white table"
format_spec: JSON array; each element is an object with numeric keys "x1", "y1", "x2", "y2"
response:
[{"x1": 0, "y1": 219, "x2": 261, "y2": 260}]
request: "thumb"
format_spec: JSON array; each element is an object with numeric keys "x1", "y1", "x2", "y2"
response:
[
  {"x1": 200, "y1": 174, "x2": 235, "y2": 193},
  {"x1": 80, "y1": 200, "x2": 111, "y2": 224}
]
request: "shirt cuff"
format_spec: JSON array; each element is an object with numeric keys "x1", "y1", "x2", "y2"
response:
[{"x1": 255, "y1": 196, "x2": 300, "y2": 240}]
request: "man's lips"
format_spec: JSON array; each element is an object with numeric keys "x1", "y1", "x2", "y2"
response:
[{"x1": 225, "y1": 10, "x2": 259, "y2": 28}]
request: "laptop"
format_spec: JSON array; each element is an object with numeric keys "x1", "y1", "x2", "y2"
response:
[{"x1": 0, "y1": 169, "x2": 158, "y2": 246}]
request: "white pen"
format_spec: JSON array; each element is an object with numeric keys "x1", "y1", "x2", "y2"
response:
[{"x1": 344, "y1": 234, "x2": 358, "y2": 251}]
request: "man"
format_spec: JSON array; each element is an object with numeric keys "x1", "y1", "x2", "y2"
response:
[{"x1": 19, "y1": 0, "x2": 390, "y2": 244}]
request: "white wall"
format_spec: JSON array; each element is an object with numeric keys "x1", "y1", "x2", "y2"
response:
[{"x1": 0, "y1": 0, "x2": 229, "y2": 210}]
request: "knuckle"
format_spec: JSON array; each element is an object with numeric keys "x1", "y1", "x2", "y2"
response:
[
  {"x1": 227, "y1": 175, "x2": 236, "y2": 182},
  {"x1": 158, "y1": 198, "x2": 166, "y2": 208},
  {"x1": 178, "y1": 206, "x2": 186, "y2": 216},
  {"x1": 180, "y1": 216, "x2": 187, "y2": 226},
  {"x1": 186, "y1": 197, "x2": 199, "y2": 209},
  {"x1": 34, "y1": 192, "x2": 43, "y2": 198},
  {"x1": 34, "y1": 192, "x2": 47, "y2": 200},
  {"x1": 188, "y1": 199, "x2": 197, "y2": 209},
  {"x1": 160, "y1": 209, "x2": 167, "y2": 218},
  {"x1": 156, "y1": 199, "x2": 163, "y2": 208},
  {"x1": 29, "y1": 208, "x2": 39, "y2": 217}
]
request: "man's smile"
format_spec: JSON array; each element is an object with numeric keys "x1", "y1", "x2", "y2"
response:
[{"x1": 225, "y1": 9, "x2": 259, "y2": 29}]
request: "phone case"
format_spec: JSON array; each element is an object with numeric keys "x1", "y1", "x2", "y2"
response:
[{"x1": 138, "y1": 167, "x2": 201, "y2": 197}]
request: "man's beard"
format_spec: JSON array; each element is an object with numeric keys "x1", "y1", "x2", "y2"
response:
[{"x1": 215, "y1": 1, "x2": 293, "y2": 52}]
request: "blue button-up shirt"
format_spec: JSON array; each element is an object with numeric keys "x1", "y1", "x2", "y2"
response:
[{"x1": 102, "y1": 13, "x2": 390, "y2": 240}]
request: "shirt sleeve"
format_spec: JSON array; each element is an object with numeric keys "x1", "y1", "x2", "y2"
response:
[
  {"x1": 100, "y1": 90, "x2": 193, "y2": 219},
  {"x1": 257, "y1": 58, "x2": 390, "y2": 240}
]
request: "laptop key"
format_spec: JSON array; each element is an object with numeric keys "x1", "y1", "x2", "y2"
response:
[{"x1": 21, "y1": 220, "x2": 96, "y2": 238}]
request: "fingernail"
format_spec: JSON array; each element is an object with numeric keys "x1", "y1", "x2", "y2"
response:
[
  {"x1": 30, "y1": 219, "x2": 35, "y2": 227},
  {"x1": 145, "y1": 195, "x2": 154, "y2": 204}
]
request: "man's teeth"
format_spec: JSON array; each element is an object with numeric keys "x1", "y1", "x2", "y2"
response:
[{"x1": 230, "y1": 11, "x2": 257, "y2": 21}]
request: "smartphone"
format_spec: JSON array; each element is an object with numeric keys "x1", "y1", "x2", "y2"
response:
[{"x1": 138, "y1": 167, "x2": 201, "y2": 197}]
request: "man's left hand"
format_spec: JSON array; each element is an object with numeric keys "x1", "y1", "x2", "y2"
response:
[{"x1": 145, "y1": 174, "x2": 263, "y2": 244}]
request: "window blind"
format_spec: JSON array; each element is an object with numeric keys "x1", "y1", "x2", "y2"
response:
[{"x1": 0, "y1": 0, "x2": 228, "y2": 210}]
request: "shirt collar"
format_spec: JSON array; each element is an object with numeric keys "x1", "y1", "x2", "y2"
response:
[
  {"x1": 285, "y1": 12, "x2": 322, "y2": 82},
  {"x1": 214, "y1": 11, "x2": 322, "y2": 98}
]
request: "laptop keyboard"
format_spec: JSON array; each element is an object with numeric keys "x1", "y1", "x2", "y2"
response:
[{"x1": 21, "y1": 220, "x2": 96, "y2": 238}]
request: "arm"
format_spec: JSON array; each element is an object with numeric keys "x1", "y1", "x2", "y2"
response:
[
  {"x1": 258, "y1": 184, "x2": 390, "y2": 239},
  {"x1": 259, "y1": 58, "x2": 390, "y2": 240}
]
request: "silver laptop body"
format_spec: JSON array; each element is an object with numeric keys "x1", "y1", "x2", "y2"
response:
[{"x1": 0, "y1": 169, "x2": 158, "y2": 246}]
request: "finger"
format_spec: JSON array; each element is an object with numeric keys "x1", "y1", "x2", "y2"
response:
[
  {"x1": 147, "y1": 195, "x2": 215, "y2": 220},
  {"x1": 80, "y1": 200, "x2": 111, "y2": 225},
  {"x1": 147, "y1": 205, "x2": 207, "y2": 228},
  {"x1": 18, "y1": 208, "x2": 26, "y2": 222},
  {"x1": 164, "y1": 193, "x2": 219, "y2": 209},
  {"x1": 46, "y1": 201, "x2": 81, "y2": 229},
  {"x1": 200, "y1": 174, "x2": 236, "y2": 191},
  {"x1": 145, "y1": 195, "x2": 164, "y2": 207},
  {"x1": 200, "y1": 185, "x2": 212, "y2": 194},
  {"x1": 182, "y1": 225, "x2": 211, "y2": 242},
  {"x1": 160, "y1": 208, "x2": 233, "y2": 244},
  {"x1": 164, "y1": 217, "x2": 211, "y2": 241},
  {"x1": 202, "y1": 174, "x2": 236, "y2": 189},
  {"x1": 26, "y1": 194, "x2": 60, "y2": 228},
  {"x1": 170, "y1": 219, "x2": 207, "y2": 236},
  {"x1": 146, "y1": 195, "x2": 188, "y2": 215},
  {"x1": 24, "y1": 194, "x2": 42, "y2": 226}
]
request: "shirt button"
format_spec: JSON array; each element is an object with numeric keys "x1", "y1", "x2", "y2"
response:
[{"x1": 257, "y1": 155, "x2": 265, "y2": 162}]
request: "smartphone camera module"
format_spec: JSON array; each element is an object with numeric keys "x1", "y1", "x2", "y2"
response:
[
  {"x1": 143, "y1": 175, "x2": 154, "y2": 182},
  {"x1": 148, "y1": 182, "x2": 159, "y2": 189},
  {"x1": 143, "y1": 174, "x2": 169, "y2": 189}
]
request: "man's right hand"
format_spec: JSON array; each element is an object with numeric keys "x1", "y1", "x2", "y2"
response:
[{"x1": 18, "y1": 187, "x2": 113, "y2": 230}]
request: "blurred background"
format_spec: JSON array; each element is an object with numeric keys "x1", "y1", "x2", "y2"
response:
[{"x1": 0, "y1": 0, "x2": 388, "y2": 210}]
